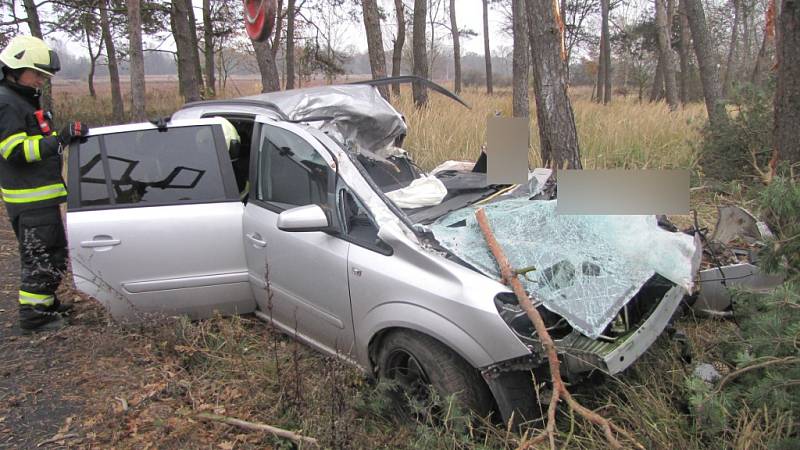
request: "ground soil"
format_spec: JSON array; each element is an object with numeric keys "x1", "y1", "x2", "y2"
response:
[{"x1": 0, "y1": 205, "x2": 199, "y2": 449}]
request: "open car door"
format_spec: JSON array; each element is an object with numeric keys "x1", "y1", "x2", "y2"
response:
[{"x1": 66, "y1": 120, "x2": 255, "y2": 320}]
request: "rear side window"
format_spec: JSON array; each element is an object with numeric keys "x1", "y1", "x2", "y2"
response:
[{"x1": 73, "y1": 126, "x2": 229, "y2": 208}]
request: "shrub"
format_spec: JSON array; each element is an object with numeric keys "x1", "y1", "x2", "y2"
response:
[
  {"x1": 700, "y1": 83, "x2": 774, "y2": 182},
  {"x1": 686, "y1": 176, "x2": 800, "y2": 448}
]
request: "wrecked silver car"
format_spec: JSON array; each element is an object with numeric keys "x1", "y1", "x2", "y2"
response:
[{"x1": 65, "y1": 81, "x2": 701, "y2": 422}]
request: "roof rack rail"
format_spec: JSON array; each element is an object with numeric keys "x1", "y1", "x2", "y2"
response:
[{"x1": 181, "y1": 99, "x2": 290, "y2": 120}]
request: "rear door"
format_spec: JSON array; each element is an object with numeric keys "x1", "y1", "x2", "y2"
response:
[{"x1": 66, "y1": 120, "x2": 255, "y2": 320}]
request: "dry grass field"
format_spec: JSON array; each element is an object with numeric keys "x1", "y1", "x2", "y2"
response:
[{"x1": 2, "y1": 78, "x2": 784, "y2": 449}]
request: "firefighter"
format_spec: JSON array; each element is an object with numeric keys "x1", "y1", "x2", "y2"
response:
[{"x1": 0, "y1": 35, "x2": 89, "y2": 331}]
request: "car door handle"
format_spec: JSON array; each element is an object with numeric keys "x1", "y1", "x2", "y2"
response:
[
  {"x1": 81, "y1": 237, "x2": 121, "y2": 248},
  {"x1": 246, "y1": 233, "x2": 267, "y2": 248}
]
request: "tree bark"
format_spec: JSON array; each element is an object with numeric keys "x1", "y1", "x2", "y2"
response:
[
  {"x1": 650, "y1": 54, "x2": 665, "y2": 102},
  {"x1": 172, "y1": 0, "x2": 202, "y2": 102},
  {"x1": 601, "y1": 0, "x2": 612, "y2": 104},
  {"x1": 85, "y1": 24, "x2": 99, "y2": 98},
  {"x1": 449, "y1": 0, "x2": 462, "y2": 94},
  {"x1": 253, "y1": 39, "x2": 281, "y2": 93},
  {"x1": 526, "y1": 0, "x2": 582, "y2": 170},
  {"x1": 412, "y1": 0, "x2": 428, "y2": 107},
  {"x1": 128, "y1": 0, "x2": 147, "y2": 121},
  {"x1": 773, "y1": 0, "x2": 800, "y2": 166},
  {"x1": 483, "y1": 0, "x2": 493, "y2": 94},
  {"x1": 186, "y1": 2, "x2": 204, "y2": 96},
  {"x1": 286, "y1": 0, "x2": 296, "y2": 89},
  {"x1": 22, "y1": 0, "x2": 51, "y2": 109},
  {"x1": 723, "y1": 0, "x2": 741, "y2": 98},
  {"x1": 751, "y1": 0, "x2": 776, "y2": 85},
  {"x1": 202, "y1": 0, "x2": 216, "y2": 98},
  {"x1": 392, "y1": 0, "x2": 405, "y2": 96},
  {"x1": 100, "y1": 0, "x2": 124, "y2": 121},
  {"x1": 596, "y1": 36, "x2": 606, "y2": 103},
  {"x1": 362, "y1": 0, "x2": 389, "y2": 100},
  {"x1": 512, "y1": 0, "x2": 529, "y2": 117},
  {"x1": 684, "y1": 0, "x2": 730, "y2": 129},
  {"x1": 655, "y1": 0, "x2": 679, "y2": 110},
  {"x1": 271, "y1": 0, "x2": 283, "y2": 60},
  {"x1": 679, "y1": 0, "x2": 691, "y2": 104}
]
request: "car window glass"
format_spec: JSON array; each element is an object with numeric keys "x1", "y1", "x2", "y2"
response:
[
  {"x1": 338, "y1": 186, "x2": 389, "y2": 253},
  {"x1": 77, "y1": 126, "x2": 226, "y2": 207},
  {"x1": 257, "y1": 124, "x2": 330, "y2": 208}
]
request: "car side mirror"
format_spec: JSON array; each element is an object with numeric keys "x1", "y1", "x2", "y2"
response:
[{"x1": 277, "y1": 204, "x2": 331, "y2": 232}]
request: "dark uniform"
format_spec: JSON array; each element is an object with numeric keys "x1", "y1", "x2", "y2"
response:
[{"x1": 0, "y1": 79, "x2": 69, "y2": 329}]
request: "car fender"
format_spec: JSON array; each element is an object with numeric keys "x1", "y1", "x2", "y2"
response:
[{"x1": 359, "y1": 301, "x2": 497, "y2": 371}]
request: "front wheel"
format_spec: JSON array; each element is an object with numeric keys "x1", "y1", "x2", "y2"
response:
[{"x1": 376, "y1": 330, "x2": 495, "y2": 417}]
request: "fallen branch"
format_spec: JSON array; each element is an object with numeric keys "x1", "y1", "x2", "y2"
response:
[
  {"x1": 475, "y1": 208, "x2": 643, "y2": 450},
  {"x1": 711, "y1": 356, "x2": 800, "y2": 396},
  {"x1": 36, "y1": 433, "x2": 79, "y2": 447},
  {"x1": 196, "y1": 412, "x2": 319, "y2": 447}
]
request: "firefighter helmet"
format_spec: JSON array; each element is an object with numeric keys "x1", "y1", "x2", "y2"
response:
[{"x1": 0, "y1": 35, "x2": 61, "y2": 79}]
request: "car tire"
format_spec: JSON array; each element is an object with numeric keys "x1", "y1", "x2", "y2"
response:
[{"x1": 376, "y1": 329, "x2": 495, "y2": 417}]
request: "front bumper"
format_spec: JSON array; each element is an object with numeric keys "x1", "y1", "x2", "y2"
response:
[{"x1": 558, "y1": 285, "x2": 686, "y2": 375}]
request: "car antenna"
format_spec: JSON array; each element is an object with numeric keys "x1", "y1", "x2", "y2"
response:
[{"x1": 149, "y1": 116, "x2": 171, "y2": 132}]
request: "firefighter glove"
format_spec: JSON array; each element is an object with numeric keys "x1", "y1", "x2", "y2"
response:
[{"x1": 57, "y1": 122, "x2": 89, "y2": 145}]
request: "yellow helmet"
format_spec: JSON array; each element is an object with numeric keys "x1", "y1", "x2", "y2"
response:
[
  {"x1": 0, "y1": 35, "x2": 60, "y2": 79},
  {"x1": 210, "y1": 116, "x2": 241, "y2": 155}
]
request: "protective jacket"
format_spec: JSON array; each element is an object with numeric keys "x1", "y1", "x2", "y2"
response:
[{"x1": 0, "y1": 81, "x2": 66, "y2": 219}]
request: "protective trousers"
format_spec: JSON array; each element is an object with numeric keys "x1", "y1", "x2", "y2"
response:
[{"x1": 11, "y1": 206, "x2": 67, "y2": 308}]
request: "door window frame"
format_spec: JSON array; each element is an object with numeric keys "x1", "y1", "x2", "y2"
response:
[
  {"x1": 248, "y1": 118, "x2": 339, "y2": 216},
  {"x1": 67, "y1": 121, "x2": 240, "y2": 212}
]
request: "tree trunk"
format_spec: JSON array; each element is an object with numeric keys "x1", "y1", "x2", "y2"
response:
[
  {"x1": 723, "y1": 0, "x2": 741, "y2": 98},
  {"x1": 595, "y1": 36, "x2": 605, "y2": 103},
  {"x1": 483, "y1": 0, "x2": 493, "y2": 94},
  {"x1": 128, "y1": 0, "x2": 147, "y2": 121},
  {"x1": 392, "y1": 0, "x2": 405, "y2": 96},
  {"x1": 362, "y1": 0, "x2": 389, "y2": 100},
  {"x1": 271, "y1": 0, "x2": 283, "y2": 60},
  {"x1": 751, "y1": 0, "x2": 776, "y2": 85},
  {"x1": 650, "y1": 54, "x2": 665, "y2": 102},
  {"x1": 679, "y1": 0, "x2": 691, "y2": 104},
  {"x1": 412, "y1": 0, "x2": 428, "y2": 107},
  {"x1": 512, "y1": 0, "x2": 529, "y2": 117},
  {"x1": 202, "y1": 0, "x2": 216, "y2": 98},
  {"x1": 773, "y1": 0, "x2": 800, "y2": 165},
  {"x1": 741, "y1": 3, "x2": 751, "y2": 77},
  {"x1": 186, "y1": 2, "x2": 204, "y2": 96},
  {"x1": 526, "y1": 0, "x2": 583, "y2": 170},
  {"x1": 655, "y1": 0, "x2": 679, "y2": 110},
  {"x1": 22, "y1": 0, "x2": 51, "y2": 110},
  {"x1": 601, "y1": 0, "x2": 612, "y2": 104},
  {"x1": 286, "y1": 0, "x2": 296, "y2": 89},
  {"x1": 172, "y1": 0, "x2": 202, "y2": 102},
  {"x1": 85, "y1": 25, "x2": 99, "y2": 98},
  {"x1": 253, "y1": 39, "x2": 281, "y2": 93},
  {"x1": 100, "y1": 0, "x2": 124, "y2": 122},
  {"x1": 450, "y1": 0, "x2": 462, "y2": 94},
  {"x1": 684, "y1": 0, "x2": 730, "y2": 129}
]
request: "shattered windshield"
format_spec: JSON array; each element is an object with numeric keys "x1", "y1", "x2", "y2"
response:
[{"x1": 430, "y1": 198, "x2": 699, "y2": 339}]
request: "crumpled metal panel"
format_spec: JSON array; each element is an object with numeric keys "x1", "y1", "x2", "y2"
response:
[
  {"x1": 245, "y1": 85, "x2": 406, "y2": 153},
  {"x1": 431, "y1": 198, "x2": 699, "y2": 339}
]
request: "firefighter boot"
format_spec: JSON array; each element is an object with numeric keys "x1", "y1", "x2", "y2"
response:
[{"x1": 19, "y1": 305, "x2": 66, "y2": 332}]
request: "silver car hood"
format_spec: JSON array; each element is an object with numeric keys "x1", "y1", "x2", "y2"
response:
[
  {"x1": 430, "y1": 198, "x2": 701, "y2": 339},
  {"x1": 244, "y1": 85, "x2": 406, "y2": 154}
]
